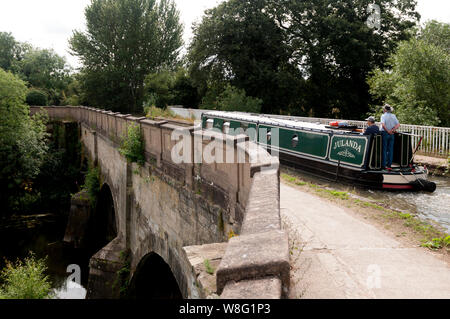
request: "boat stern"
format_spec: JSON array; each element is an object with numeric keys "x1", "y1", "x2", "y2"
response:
[{"x1": 382, "y1": 166, "x2": 436, "y2": 192}]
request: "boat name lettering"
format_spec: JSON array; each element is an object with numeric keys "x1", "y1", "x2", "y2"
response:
[{"x1": 333, "y1": 139, "x2": 362, "y2": 153}]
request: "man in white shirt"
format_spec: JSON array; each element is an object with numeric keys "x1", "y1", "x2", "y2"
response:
[{"x1": 380, "y1": 104, "x2": 400, "y2": 170}]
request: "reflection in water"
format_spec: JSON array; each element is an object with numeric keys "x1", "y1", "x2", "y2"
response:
[
  {"x1": 53, "y1": 280, "x2": 86, "y2": 299},
  {"x1": 53, "y1": 279, "x2": 87, "y2": 299},
  {"x1": 283, "y1": 168, "x2": 450, "y2": 232}
]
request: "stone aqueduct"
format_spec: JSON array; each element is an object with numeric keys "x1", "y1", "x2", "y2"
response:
[{"x1": 30, "y1": 106, "x2": 290, "y2": 299}]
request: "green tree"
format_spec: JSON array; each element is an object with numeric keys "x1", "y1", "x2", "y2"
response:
[
  {"x1": 144, "y1": 71, "x2": 176, "y2": 108},
  {"x1": 368, "y1": 36, "x2": 450, "y2": 126},
  {"x1": 0, "y1": 68, "x2": 48, "y2": 216},
  {"x1": 69, "y1": 0, "x2": 183, "y2": 114},
  {"x1": 0, "y1": 32, "x2": 72, "y2": 105},
  {"x1": 270, "y1": 0, "x2": 420, "y2": 119},
  {"x1": 26, "y1": 89, "x2": 48, "y2": 106},
  {"x1": 0, "y1": 32, "x2": 18, "y2": 71},
  {"x1": 14, "y1": 48, "x2": 72, "y2": 105},
  {"x1": 0, "y1": 254, "x2": 53, "y2": 299},
  {"x1": 188, "y1": 0, "x2": 303, "y2": 114},
  {"x1": 419, "y1": 20, "x2": 450, "y2": 53},
  {"x1": 215, "y1": 85, "x2": 262, "y2": 113},
  {"x1": 63, "y1": 75, "x2": 89, "y2": 106},
  {"x1": 170, "y1": 68, "x2": 199, "y2": 108},
  {"x1": 144, "y1": 68, "x2": 199, "y2": 108}
]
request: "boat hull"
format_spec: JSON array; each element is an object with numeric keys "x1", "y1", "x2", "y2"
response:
[{"x1": 273, "y1": 148, "x2": 431, "y2": 191}]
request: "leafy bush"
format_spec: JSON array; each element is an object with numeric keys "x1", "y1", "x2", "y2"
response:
[
  {"x1": 26, "y1": 89, "x2": 48, "y2": 106},
  {"x1": 211, "y1": 85, "x2": 263, "y2": 113},
  {"x1": 119, "y1": 123, "x2": 145, "y2": 166},
  {"x1": 0, "y1": 253, "x2": 53, "y2": 299}
]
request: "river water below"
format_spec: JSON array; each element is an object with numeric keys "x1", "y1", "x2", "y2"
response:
[{"x1": 282, "y1": 167, "x2": 450, "y2": 233}]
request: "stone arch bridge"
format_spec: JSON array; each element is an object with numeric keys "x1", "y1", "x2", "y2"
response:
[{"x1": 30, "y1": 106, "x2": 289, "y2": 299}]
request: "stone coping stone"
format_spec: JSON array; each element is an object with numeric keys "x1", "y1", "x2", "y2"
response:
[
  {"x1": 161, "y1": 123, "x2": 196, "y2": 132},
  {"x1": 115, "y1": 114, "x2": 132, "y2": 118},
  {"x1": 155, "y1": 117, "x2": 196, "y2": 127},
  {"x1": 221, "y1": 277, "x2": 282, "y2": 299},
  {"x1": 125, "y1": 115, "x2": 142, "y2": 121},
  {"x1": 216, "y1": 230, "x2": 289, "y2": 296},
  {"x1": 140, "y1": 119, "x2": 168, "y2": 126},
  {"x1": 241, "y1": 172, "x2": 280, "y2": 235}
]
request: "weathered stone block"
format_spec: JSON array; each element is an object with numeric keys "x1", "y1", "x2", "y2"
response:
[
  {"x1": 182, "y1": 242, "x2": 228, "y2": 299},
  {"x1": 216, "y1": 230, "x2": 290, "y2": 297},
  {"x1": 86, "y1": 238, "x2": 125, "y2": 299},
  {"x1": 221, "y1": 277, "x2": 282, "y2": 299},
  {"x1": 64, "y1": 190, "x2": 92, "y2": 249}
]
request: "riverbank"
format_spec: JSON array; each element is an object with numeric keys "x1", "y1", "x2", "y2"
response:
[
  {"x1": 415, "y1": 154, "x2": 449, "y2": 177},
  {"x1": 280, "y1": 179, "x2": 450, "y2": 299}
]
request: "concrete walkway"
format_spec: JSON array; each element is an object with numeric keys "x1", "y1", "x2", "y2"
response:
[{"x1": 281, "y1": 182, "x2": 450, "y2": 299}]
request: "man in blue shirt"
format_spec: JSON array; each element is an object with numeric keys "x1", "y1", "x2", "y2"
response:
[
  {"x1": 380, "y1": 104, "x2": 400, "y2": 170},
  {"x1": 364, "y1": 116, "x2": 380, "y2": 135}
]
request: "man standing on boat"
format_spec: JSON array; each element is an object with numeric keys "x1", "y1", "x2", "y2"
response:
[
  {"x1": 364, "y1": 116, "x2": 380, "y2": 135},
  {"x1": 380, "y1": 104, "x2": 400, "y2": 171}
]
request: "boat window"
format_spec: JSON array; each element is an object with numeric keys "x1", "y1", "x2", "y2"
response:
[
  {"x1": 240, "y1": 122, "x2": 249, "y2": 130},
  {"x1": 292, "y1": 135, "x2": 299, "y2": 148}
]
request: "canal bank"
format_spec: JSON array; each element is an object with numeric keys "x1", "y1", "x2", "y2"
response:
[
  {"x1": 281, "y1": 181, "x2": 450, "y2": 299},
  {"x1": 414, "y1": 155, "x2": 449, "y2": 177}
]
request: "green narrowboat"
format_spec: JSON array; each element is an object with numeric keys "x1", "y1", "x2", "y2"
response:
[{"x1": 201, "y1": 111, "x2": 436, "y2": 192}]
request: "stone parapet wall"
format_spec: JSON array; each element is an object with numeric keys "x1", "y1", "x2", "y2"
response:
[{"x1": 31, "y1": 106, "x2": 289, "y2": 299}]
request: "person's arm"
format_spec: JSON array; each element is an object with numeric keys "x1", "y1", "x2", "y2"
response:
[
  {"x1": 381, "y1": 115, "x2": 389, "y2": 132},
  {"x1": 391, "y1": 123, "x2": 400, "y2": 134},
  {"x1": 391, "y1": 115, "x2": 400, "y2": 134}
]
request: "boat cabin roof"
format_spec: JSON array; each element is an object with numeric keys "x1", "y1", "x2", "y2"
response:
[{"x1": 204, "y1": 111, "x2": 344, "y2": 134}]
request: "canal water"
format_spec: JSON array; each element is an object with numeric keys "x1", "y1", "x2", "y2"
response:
[{"x1": 282, "y1": 167, "x2": 450, "y2": 233}]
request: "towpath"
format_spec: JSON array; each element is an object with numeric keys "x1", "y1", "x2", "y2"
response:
[{"x1": 281, "y1": 182, "x2": 450, "y2": 299}]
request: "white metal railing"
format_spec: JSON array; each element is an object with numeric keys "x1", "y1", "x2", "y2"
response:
[{"x1": 169, "y1": 107, "x2": 450, "y2": 157}]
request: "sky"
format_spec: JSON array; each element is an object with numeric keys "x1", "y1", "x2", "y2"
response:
[{"x1": 0, "y1": 0, "x2": 448, "y2": 68}]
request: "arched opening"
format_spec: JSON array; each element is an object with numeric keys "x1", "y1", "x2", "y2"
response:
[
  {"x1": 85, "y1": 184, "x2": 117, "y2": 257},
  {"x1": 128, "y1": 253, "x2": 183, "y2": 299}
]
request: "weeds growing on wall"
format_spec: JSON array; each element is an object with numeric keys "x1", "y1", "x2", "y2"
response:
[
  {"x1": 81, "y1": 166, "x2": 100, "y2": 208},
  {"x1": 203, "y1": 259, "x2": 215, "y2": 275},
  {"x1": 119, "y1": 123, "x2": 145, "y2": 166},
  {"x1": 113, "y1": 250, "x2": 131, "y2": 298}
]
